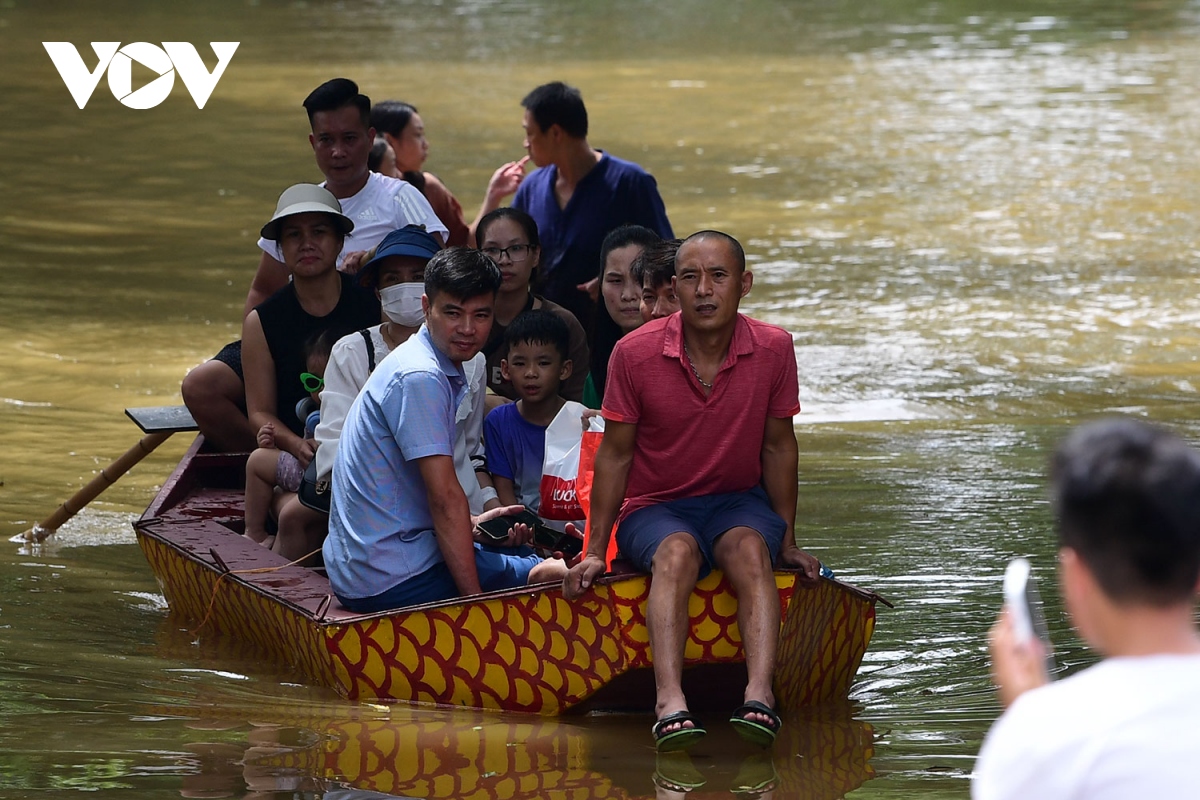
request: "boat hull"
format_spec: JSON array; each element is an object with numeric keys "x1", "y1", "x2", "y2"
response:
[{"x1": 135, "y1": 438, "x2": 880, "y2": 714}]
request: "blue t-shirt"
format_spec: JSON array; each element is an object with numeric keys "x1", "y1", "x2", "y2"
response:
[
  {"x1": 324, "y1": 326, "x2": 466, "y2": 601},
  {"x1": 484, "y1": 402, "x2": 547, "y2": 512},
  {"x1": 513, "y1": 151, "x2": 673, "y2": 322}
]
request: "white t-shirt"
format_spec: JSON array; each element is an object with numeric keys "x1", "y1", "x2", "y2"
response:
[
  {"x1": 972, "y1": 653, "x2": 1200, "y2": 800},
  {"x1": 258, "y1": 172, "x2": 449, "y2": 266},
  {"x1": 314, "y1": 324, "x2": 491, "y2": 513}
]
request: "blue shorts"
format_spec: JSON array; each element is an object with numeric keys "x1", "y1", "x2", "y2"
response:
[
  {"x1": 336, "y1": 544, "x2": 541, "y2": 613},
  {"x1": 616, "y1": 486, "x2": 787, "y2": 579}
]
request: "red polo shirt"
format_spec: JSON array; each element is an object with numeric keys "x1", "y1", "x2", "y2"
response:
[{"x1": 602, "y1": 312, "x2": 801, "y2": 522}]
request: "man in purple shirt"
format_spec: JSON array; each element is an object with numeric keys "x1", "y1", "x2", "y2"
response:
[{"x1": 513, "y1": 81, "x2": 673, "y2": 329}]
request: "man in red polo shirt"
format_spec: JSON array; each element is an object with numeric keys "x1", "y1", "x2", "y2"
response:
[{"x1": 564, "y1": 229, "x2": 820, "y2": 753}]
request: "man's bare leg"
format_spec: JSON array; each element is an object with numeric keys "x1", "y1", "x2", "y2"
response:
[
  {"x1": 182, "y1": 360, "x2": 256, "y2": 452},
  {"x1": 713, "y1": 526, "x2": 780, "y2": 726},
  {"x1": 648, "y1": 532, "x2": 704, "y2": 732}
]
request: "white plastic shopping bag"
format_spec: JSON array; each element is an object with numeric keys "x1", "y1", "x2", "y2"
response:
[{"x1": 538, "y1": 401, "x2": 588, "y2": 529}]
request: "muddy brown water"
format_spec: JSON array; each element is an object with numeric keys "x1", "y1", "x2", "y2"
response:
[{"x1": 4, "y1": 1, "x2": 1200, "y2": 797}]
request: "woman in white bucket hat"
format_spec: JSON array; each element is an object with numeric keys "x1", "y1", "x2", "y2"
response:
[{"x1": 242, "y1": 184, "x2": 381, "y2": 490}]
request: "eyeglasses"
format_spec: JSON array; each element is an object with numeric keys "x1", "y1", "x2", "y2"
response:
[
  {"x1": 482, "y1": 244, "x2": 532, "y2": 262},
  {"x1": 300, "y1": 372, "x2": 324, "y2": 392}
]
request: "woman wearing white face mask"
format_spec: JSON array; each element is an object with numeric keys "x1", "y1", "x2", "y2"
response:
[{"x1": 273, "y1": 226, "x2": 501, "y2": 562}]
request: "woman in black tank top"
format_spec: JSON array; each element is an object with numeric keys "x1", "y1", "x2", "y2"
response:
[{"x1": 242, "y1": 184, "x2": 377, "y2": 469}]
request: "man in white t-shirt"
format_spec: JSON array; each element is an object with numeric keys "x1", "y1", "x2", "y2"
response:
[
  {"x1": 182, "y1": 78, "x2": 447, "y2": 452},
  {"x1": 973, "y1": 418, "x2": 1200, "y2": 800}
]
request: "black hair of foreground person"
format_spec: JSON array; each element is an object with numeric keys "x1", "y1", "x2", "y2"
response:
[
  {"x1": 1051, "y1": 417, "x2": 1200, "y2": 606},
  {"x1": 973, "y1": 417, "x2": 1200, "y2": 800},
  {"x1": 425, "y1": 246, "x2": 502, "y2": 302}
]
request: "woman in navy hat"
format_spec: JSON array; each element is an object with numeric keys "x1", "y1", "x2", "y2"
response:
[{"x1": 273, "y1": 228, "x2": 502, "y2": 562}]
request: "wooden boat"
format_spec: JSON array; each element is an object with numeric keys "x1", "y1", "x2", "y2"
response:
[{"x1": 134, "y1": 434, "x2": 884, "y2": 715}]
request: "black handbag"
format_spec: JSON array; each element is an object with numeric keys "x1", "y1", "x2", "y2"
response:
[{"x1": 297, "y1": 458, "x2": 331, "y2": 514}]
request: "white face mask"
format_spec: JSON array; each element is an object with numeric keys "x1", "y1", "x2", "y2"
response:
[{"x1": 379, "y1": 282, "x2": 425, "y2": 327}]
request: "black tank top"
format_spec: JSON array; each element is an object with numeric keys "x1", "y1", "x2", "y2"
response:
[{"x1": 257, "y1": 273, "x2": 380, "y2": 435}]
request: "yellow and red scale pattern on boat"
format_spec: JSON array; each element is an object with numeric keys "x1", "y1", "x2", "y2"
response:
[
  {"x1": 607, "y1": 572, "x2": 795, "y2": 667},
  {"x1": 316, "y1": 717, "x2": 609, "y2": 799},
  {"x1": 140, "y1": 533, "x2": 875, "y2": 714},
  {"x1": 776, "y1": 576, "x2": 878, "y2": 708},
  {"x1": 252, "y1": 707, "x2": 875, "y2": 800},
  {"x1": 323, "y1": 575, "x2": 874, "y2": 712},
  {"x1": 324, "y1": 588, "x2": 624, "y2": 711}
]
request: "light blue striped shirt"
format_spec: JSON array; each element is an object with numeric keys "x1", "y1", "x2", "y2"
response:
[{"x1": 325, "y1": 325, "x2": 467, "y2": 600}]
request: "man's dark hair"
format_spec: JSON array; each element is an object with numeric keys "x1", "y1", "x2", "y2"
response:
[
  {"x1": 678, "y1": 230, "x2": 747, "y2": 274},
  {"x1": 1051, "y1": 418, "x2": 1200, "y2": 607},
  {"x1": 631, "y1": 238, "x2": 683, "y2": 289},
  {"x1": 424, "y1": 247, "x2": 502, "y2": 303},
  {"x1": 303, "y1": 78, "x2": 371, "y2": 129},
  {"x1": 505, "y1": 309, "x2": 570, "y2": 362},
  {"x1": 521, "y1": 81, "x2": 588, "y2": 139}
]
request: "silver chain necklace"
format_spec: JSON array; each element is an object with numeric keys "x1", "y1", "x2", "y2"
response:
[{"x1": 683, "y1": 342, "x2": 714, "y2": 390}]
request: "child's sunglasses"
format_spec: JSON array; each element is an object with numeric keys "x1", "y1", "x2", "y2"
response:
[{"x1": 300, "y1": 372, "x2": 324, "y2": 393}]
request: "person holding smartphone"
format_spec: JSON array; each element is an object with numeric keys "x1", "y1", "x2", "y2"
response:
[
  {"x1": 974, "y1": 418, "x2": 1200, "y2": 799},
  {"x1": 323, "y1": 248, "x2": 567, "y2": 614}
]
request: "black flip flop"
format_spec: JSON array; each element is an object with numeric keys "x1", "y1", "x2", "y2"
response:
[
  {"x1": 652, "y1": 711, "x2": 707, "y2": 752},
  {"x1": 729, "y1": 700, "x2": 781, "y2": 748}
]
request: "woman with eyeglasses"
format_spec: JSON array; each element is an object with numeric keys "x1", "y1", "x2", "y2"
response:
[{"x1": 476, "y1": 208, "x2": 590, "y2": 404}]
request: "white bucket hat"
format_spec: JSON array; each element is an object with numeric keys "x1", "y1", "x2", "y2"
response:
[{"x1": 260, "y1": 183, "x2": 355, "y2": 240}]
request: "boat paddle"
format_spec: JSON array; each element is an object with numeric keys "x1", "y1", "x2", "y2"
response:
[{"x1": 18, "y1": 406, "x2": 198, "y2": 542}]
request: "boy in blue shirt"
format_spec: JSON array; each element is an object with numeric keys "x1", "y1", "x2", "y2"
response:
[{"x1": 485, "y1": 311, "x2": 586, "y2": 519}]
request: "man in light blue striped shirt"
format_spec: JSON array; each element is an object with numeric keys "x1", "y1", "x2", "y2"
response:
[{"x1": 325, "y1": 248, "x2": 566, "y2": 613}]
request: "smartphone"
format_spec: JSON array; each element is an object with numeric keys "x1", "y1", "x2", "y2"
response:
[
  {"x1": 546, "y1": 528, "x2": 584, "y2": 559},
  {"x1": 530, "y1": 520, "x2": 584, "y2": 559},
  {"x1": 1002, "y1": 557, "x2": 1055, "y2": 673},
  {"x1": 475, "y1": 508, "x2": 544, "y2": 542}
]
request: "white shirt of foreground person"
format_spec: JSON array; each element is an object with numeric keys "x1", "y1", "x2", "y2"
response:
[{"x1": 972, "y1": 653, "x2": 1200, "y2": 800}]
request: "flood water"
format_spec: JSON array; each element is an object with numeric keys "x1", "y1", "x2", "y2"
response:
[{"x1": 4, "y1": 0, "x2": 1200, "y2": 797}]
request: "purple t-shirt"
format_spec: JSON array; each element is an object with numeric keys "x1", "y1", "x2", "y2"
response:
[
  {"x1": 484, "y1": 402, "x2": 547, "y2": 512},
  {"x1": 513, "y1": 151, "x2": 673, "y2": 322}
]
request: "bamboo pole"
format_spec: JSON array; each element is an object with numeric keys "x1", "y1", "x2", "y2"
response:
[{"x1": 21, "y1": 430, "x2": 174, "y2": 542}]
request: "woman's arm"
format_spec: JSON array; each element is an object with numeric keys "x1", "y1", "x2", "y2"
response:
[{"x1": 243, "y1": 310, "x2": 313, "y2": 465}]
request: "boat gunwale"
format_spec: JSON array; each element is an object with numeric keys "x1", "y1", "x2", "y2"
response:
[{"x1": 135, "y1": 509, "x2": 884, "y2": 628}]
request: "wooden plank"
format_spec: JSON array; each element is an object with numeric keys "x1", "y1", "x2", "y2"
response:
[{"x1": 126, "y1": 405, "x2": 198, "y2": 434}]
